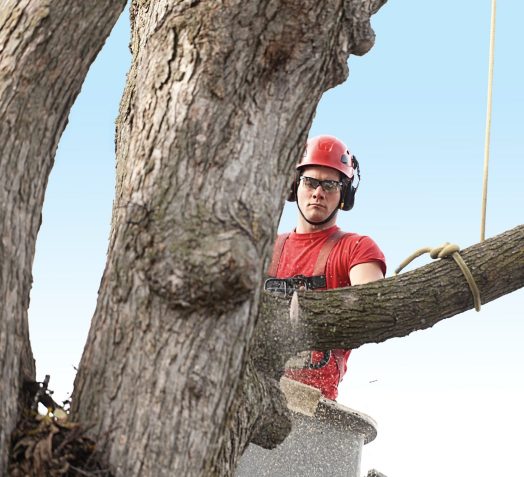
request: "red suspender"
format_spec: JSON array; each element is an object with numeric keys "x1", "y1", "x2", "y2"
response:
[
  {"x1": 267, "y1": 229, "x2": 347, "y2": 282},
  {"x1": 267, "y1": 233, "x2": 290, "y2": 277},
  {"x1": 312, "y1": 229, "x2": 347, "y2": 277}
]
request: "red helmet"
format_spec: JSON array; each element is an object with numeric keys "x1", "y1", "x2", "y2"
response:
[{"x1": 297, "y1": 135, "x2": 354, "y2": 180}]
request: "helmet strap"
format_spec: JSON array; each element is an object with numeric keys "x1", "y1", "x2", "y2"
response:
[{"x1": 296, "y1": 201, "x2": 339, "y2": 227}]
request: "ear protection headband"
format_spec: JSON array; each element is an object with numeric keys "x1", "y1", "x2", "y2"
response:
[{"x1": 287, "y1": 155, "x2": 361, "y2": 211}]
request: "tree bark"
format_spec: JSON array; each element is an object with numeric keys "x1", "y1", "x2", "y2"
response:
[
  {"x1": 208, "y1": 360, "x2": 291, "y2": 476},
  {"x1": 71, "y1": 1, "x2": 385, "y2": 476},
  {"x1": 0, "y1": 0, "x2": 125, "y2": 472}
]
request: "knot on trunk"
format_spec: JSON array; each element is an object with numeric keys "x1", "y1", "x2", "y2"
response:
[
  {"x1": 148, "y1": 229, "x2": 259, "y2": 311},
  {"x1": 343, "y1": 0, "x2": 386, "y2": 57}
]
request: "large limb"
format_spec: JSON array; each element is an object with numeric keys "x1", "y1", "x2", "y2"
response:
[
  {"x1": 257, "y1": 225, "x2": 524, "y2": 366},
  {"x1": 0, "y1": 1, "x2": 126, "y2": 471}
]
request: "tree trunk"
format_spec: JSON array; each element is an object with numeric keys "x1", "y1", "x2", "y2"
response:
[
  {"x1": 0, "y1": 0, "x2": 125, "y2": 472},
  {"x1": 71, "y1": 1, "x2": 385, "y2": 475}
]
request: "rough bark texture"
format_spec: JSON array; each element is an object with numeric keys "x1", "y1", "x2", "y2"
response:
[
  {"x1": 0, "y1": 0, "x2": 125, "y2": 472},
  {"x1": 209, "y1": 360, "x2": 291, "y2": 476},
  {"x1": 255, "y1": 225, "x2": 524, "y2": 375},
  {"x1": 71, "y1": 1, "x2": 385, "y2": 476}
]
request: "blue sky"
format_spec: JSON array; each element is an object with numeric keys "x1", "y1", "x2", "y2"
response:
[{"x1": 29, "y1": 2, "x2": 523, "y2": 476}]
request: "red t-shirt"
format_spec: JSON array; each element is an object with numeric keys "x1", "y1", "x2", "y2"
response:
[{"x1": 272, "y1": 225, "x2": 386, "y2": 400}]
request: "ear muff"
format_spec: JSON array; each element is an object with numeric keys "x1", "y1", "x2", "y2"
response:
[
  {"x1": 340, "y1": 156, "x2": 360, "y2": 211},
  {"x1": 340, "y1": 181, "x2": 355, "y2": 211},
  {"x1": 286, "y1": 171, "x2": 300, "y2": 202}
]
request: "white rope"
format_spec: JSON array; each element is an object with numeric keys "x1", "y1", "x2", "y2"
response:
[{"x1": 480, "y1": 0, "x2": 497, "y2": 242}]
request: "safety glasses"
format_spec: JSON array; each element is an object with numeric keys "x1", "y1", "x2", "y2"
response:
[{"x1": 299, "y1": 175, "x2": 343, "y2": 193}]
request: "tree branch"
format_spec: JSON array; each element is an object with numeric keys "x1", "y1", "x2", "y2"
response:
[
  {"x1": 257, "y1": 225, "x2": 524, "y2": 365},
  {"x1": 0, "y1": 1, "x2": 126, "y2": 472}
]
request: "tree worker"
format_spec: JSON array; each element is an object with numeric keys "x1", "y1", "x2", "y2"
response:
[{"x1": 266, "y1": 134, "x2": 386, "y2": 401}]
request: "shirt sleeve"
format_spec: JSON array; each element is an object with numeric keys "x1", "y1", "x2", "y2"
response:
[{"x1": 347, "y1": 235, "x2": 387, "y2": 276}]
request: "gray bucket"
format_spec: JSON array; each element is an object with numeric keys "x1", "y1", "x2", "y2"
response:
[{"x1": 236, "y1": 378, "x2": 377, "y2": 477}]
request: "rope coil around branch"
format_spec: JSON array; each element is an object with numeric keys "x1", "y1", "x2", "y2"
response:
[{"x1": 395, "y1": 243, "x2": 482, "y2": 312}]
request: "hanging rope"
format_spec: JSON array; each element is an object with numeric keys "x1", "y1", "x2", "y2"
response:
[
  {"x1": 394, "y1": 243, "x2": 482, "y2": 312},
  {"x1": 394, "y1": 5, "x2": 499, "y2": 313},
  {"x1": 480, "y1": 0, "x2": 497, "y2": 242}
]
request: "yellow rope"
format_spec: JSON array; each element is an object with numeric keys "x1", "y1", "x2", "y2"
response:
[
  {"x1": 395, "y1": 243, "x2": 482, "y2": 312},
  {"x1": 480, "y1": 0, "x2": 497, "y2": 242}
]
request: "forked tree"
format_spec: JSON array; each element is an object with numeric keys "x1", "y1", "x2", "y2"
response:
[{"x1": 1, "y1": 1, "x2": 523, "y2": 476}]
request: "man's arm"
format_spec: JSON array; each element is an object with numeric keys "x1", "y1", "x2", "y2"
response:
[{"x1": 349, "y1": 262, "x2": 384, "y2": 285}]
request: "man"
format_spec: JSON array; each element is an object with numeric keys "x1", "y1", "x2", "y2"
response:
[{"x1": 266, "y1": 135, "x2": 386, "y2": 401}]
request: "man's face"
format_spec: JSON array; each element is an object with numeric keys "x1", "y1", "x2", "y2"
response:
[{"x1": 296, "y1": 166, "x2": 342, "y2": 225}]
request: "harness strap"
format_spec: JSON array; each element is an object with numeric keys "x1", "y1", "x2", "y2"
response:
[
  {"x1": 267, "y1": 233, "x2": 290, "y2": 277},
  {"x1": 312, "y1": 229, "x2": 347, "y2": 277},
  {"x1": 267, "y1": 229, "x2": 347, "y2": 287}
]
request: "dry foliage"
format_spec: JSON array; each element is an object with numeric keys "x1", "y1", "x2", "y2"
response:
[{"x1": 8, "y1": 379, "x2": 112, "y2": 477}]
